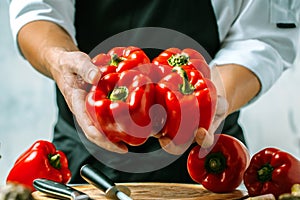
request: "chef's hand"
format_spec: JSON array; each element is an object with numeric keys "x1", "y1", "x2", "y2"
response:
[
  {"x1": 195, "y1": 95, "x2": 228, "y2": 148},
  {"x1": 49, "y1": 49, "x2": 128, "y2": 154},
  {"x1": 194, "y1": 65, "x2": 229, "y2": 148},
  {"x1": 195, "y1": 63, "x2": 261, "y2": 149},
  {"x1": 17, "y1": 21, "x2": 128, "y2": 154}
]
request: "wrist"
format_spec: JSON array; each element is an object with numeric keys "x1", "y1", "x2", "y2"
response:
[
  {"x1": 18, "y1": 20, "x2": 78, "y2": 79},
  {"x1": 42, "y1": 47, "x2": 76, "y2": 79},
  {"x1": 216, "y1": 64, "x2": 261, "y2": 115}
]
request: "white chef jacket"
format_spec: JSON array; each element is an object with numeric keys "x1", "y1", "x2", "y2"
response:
[{"x1": 8, "y1": 0, "x2": 300, "y2": 103}]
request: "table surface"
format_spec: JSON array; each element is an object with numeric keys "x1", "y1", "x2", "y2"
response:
[{"x1": 32, "y1": 182, "x2": 249, "y2": 200}]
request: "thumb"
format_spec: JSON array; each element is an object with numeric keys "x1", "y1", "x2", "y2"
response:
[
  {"x1": 195, "y1": 128, "x2": 214, "y2": 148},
  {"x1": 84, "y1": 65, "x2": 101, "y2": 84},
  {"x1": 69, "y1": 52, "x2": 101, "y2": 84},
  {"x1": 79, "y1": 60, "x2": 101, "y2": 84}
]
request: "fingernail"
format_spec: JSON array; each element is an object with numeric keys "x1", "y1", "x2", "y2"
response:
[
  {"x1": 196, "y1": 128, "x2": 206, "y2": 140},
  {"x1": 88, "y1": 69, "x2": 98, "y2": 83}
]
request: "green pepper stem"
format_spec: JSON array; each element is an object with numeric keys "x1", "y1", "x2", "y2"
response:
[
  {"x1": 172, "y1": 66, "x2": 194, "y2": 95},
  {"x1": 257, "y1": 163, "x2": 274, "y2": 182},
  {"x1": 49, "y1": 154, "x2": 61, "y2": 169},
  {"x1": 109, "y1": 86, "x2": 129, "y2": 101},
  {"x1": 109, "y1": 54, "x2": 124, "y2": 66},
  {"x1": 167, "y1": 53, "x2": 189, "y2": 67},
  {"x1": 292, "y1": 184, "x2": 300, "y2": 195},
  {"x1": 204, "y1": 152, "x2": 227, "y2": 174}
]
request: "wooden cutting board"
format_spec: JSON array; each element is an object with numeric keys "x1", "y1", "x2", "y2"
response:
[{"x1": 32, "y1": 182, "x2": 248, "y2": 200}]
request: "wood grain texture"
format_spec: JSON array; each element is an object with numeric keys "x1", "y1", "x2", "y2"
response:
[{"x1": 32, "y1": 182, "x2": 248, "y2": 200}]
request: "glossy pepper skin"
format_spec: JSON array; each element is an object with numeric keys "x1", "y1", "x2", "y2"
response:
[
  {"x1": 86, "y1": 70, "x2": 155, "y2": 146},
  {"x1": 152, "y1": 47, "x2": 211, "y2": 79},
  {"x1": 243, "y1": 147, "x2": 300, "y2": 199},
  {"x1": 6, "y1": 140, "x2": 71, "y2": 191},
  {"x1": 134, "y1": 63, "x2": 173, "y2": 83},
  {"x1": 154, "y1": 66, "x2": 217, "y2": 145},
  {"x1": 187, "y1": 134, "x2": 250, "y2": 193},
  {"x1": 92, "y1": 46, "x2": 150, "y2": 76}
]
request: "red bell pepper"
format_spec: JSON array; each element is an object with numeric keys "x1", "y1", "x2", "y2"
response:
[
  {"x1": 92, "y1": 53, "x2": 117, "y2": 77},
  {"x1": 85, "y1": 70, "x2": 155, "y2": 146},
  {"x1": 243, "y1": 147, "x2": 300, "y2": 198},
  {"x1": 92, "y1": 46, "x2": 150, "y2": 76},
  {"x1": 154, "y1": 66, "x2": 217, "y2": 146},
  {"x1": 6, "y1": 140, "x2": 71, "y2": 191},
  {"x1": 134, "y1": 63, "x2": 173, "y2": 83},
  {"x1": 152, "y1": 47, "x2": 211, "y2": 79},
  {"x1": 187, "y1": 134, "x2": 250, "y2": 193}
]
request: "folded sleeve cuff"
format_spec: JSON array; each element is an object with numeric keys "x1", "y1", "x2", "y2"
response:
[
  {"x1": 9, "y1": 0, "x2": 76, "y2": 56},
  {"x1": 210, "y1": 39, "x2": 287, "y2": 104}
]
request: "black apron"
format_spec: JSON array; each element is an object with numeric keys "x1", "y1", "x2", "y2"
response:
[{"x1": 53, "y1": 0, "x2": 245, "y2": 183}]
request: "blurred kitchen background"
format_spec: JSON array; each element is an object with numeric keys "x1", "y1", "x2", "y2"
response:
[{"x1": 1, "y1": 1, "x2": 300, "y2": 185}]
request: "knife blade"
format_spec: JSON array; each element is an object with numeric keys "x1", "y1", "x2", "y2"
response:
[
  {"x1": 80, "y1": 164, "x2": 132, "y2": 200},
  {"x1": 33, "y1": 178, "x2": 93, "y2": 200}
]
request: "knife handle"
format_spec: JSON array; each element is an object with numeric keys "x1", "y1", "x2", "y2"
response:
[
  {"x1": 80, "y1": 164, "x2": 131, "y2": 199},
  {"x1": 80, "y1": 164, "x2": 114, "y2": 192},
  {"x1": 33, "y1": 178, "x2": 85, "y2": 199}
]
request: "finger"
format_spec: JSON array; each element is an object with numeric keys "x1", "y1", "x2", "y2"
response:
[
  {"x1": 195, "y1": 128, "x2": 214, "y2": 148},
  {"x1": 84, "y1": 125, "x2": 128, "y2": 153},
  {"x1": 64, "y1": 51, "x2": 101, "y2": 84},
  {"x1": 207, "y1": 95, "x2": 229, "y2": 135},
  {"x1": 215, "y1": 95, "x2": 229, "y2": 117},
  {"x1": 159, "y1": 137, "x2": 193, "y2": 155},
  {"x1": 210, "y1": 65, "x2": 226, "y2": 97},
  {"x1": 71, "y1": 89, "x2": 128, "y2": 153}
]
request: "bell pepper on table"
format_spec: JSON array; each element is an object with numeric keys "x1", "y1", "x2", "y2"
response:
[
  {"x1": 6, "y1": 140, "x2": 71, "y2": 191},
  {"x1": 152, "y1": 47, "x2": 211, "y2": 79},
  {"x1": 85, "y1": 70, "x2": 155, "y2": 146},
  {"x1": 187, "y1": 134, "x2": 250, "y2": 193},
  {"x1": 91, "y1": 46, "x2": 150, "y2": 76},
  {"x1": 243, "y1": 147, "x2": 300, "y2": 199},
  {"x1": 154, "y1": 66, "x2": 217, "y2": 146}
]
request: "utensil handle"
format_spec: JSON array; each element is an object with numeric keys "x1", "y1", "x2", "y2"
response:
[
  {"x1": 33, "y1": 178, "x2": 82, "y2": 199},
  {"x1": 80, "y1": 164, "x2": 114, "y2": 192}
]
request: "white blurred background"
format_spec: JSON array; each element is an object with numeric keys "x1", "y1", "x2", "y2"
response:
[
  {"x1": 0, "y1": 1, "x2": 56, "y2": 185},
  {"x1": 1, "y1": 0, "x2": 300, "y2": 185}
]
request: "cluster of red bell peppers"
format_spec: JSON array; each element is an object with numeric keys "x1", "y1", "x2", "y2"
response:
[
  {"x1": 7, "y1": 47, "x2": 300, "y2": 198},
  {"x1": 86, "y1": 46, "x2": 217, "y2": 147},
  {"x1": 86, "y1": 46, "x2": 300, "y2": 198}
]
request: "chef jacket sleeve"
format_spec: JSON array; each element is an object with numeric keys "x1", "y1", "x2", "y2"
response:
[
  {"x1": 8, "y1": 0, "x2": 76, "y2": 54},
  {"x1": 211, "y1": 0, "x2": 300, "y2": 104}
]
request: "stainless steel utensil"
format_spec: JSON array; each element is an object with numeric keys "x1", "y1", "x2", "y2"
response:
[{"x1": 33, "y1": 178, "x2": 93, "y2": 200}]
